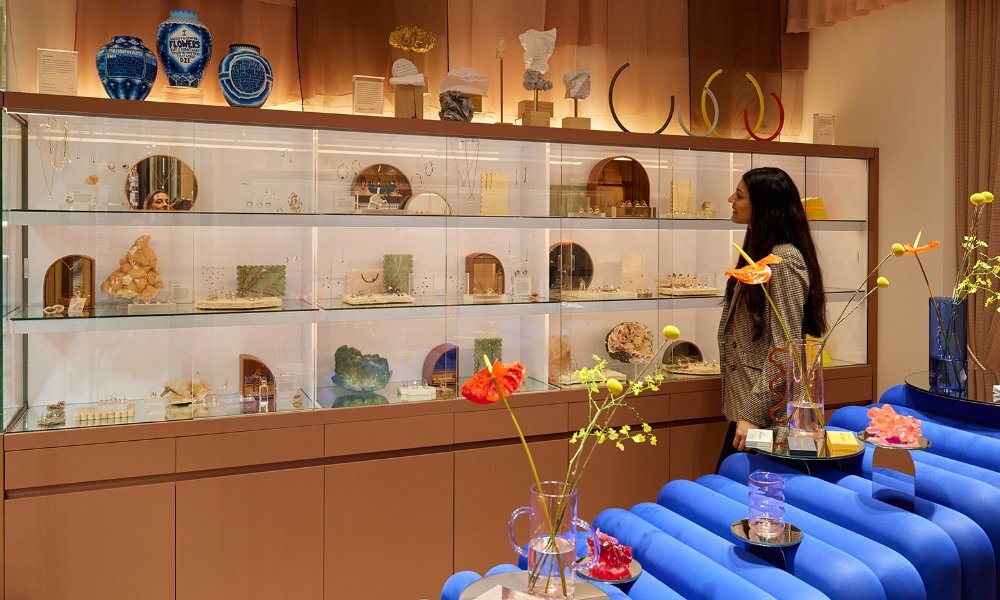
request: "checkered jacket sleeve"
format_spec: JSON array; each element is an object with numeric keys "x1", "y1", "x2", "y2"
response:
[{"x1": 719, "y1": 244, "x2": 810, "y2": 427}]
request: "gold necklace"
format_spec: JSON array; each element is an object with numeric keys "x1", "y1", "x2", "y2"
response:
[{"x1": 35, "y1": 119, "x2": 69, "y2": 202}]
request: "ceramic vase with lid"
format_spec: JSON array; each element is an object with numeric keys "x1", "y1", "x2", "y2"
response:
[
  {"x1": 95, "y1": 36, "x2": 158, "y2": 100},
  {"x1": 218, "y1": 44, "x2": 273, "y2": 108},
  {"x1": 156, "y1": 9, "x2": 212, "y2": 87}
]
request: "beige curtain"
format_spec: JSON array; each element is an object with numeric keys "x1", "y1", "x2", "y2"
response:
[
  {"x1": 957, "y1": 0, "x2": 1000, "y2": 399},
  {"x1": 786, "y1": 0, "x2": 910, "y2": 32},
  {"x1": 8, "y1": 0, "x2": 301, "y2": 106}
]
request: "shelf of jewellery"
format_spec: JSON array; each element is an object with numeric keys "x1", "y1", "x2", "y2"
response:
[{"x1": 0, "y1": 92, "x2": 878, "y2": 438}]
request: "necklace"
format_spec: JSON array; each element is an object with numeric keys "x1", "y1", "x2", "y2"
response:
[
  {"x1": 450, "y1": 138, "x2": 480, "y2": 204},
  {"x1": 35, "y1": 118, "x2": 70, "y2": 202},
  {"x1": 152, "y1": 156, "x2": 179, "y2": 192}
]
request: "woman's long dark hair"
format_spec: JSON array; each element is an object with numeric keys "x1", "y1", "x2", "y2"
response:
[{"x1": 724, "y1": 167, "x2": 827, "y2": 340}]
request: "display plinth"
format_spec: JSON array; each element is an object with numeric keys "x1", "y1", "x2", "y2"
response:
[
  {"x1": 522, "y1": 111, "x2": 551, "y2": 127},
  {"x1": 394, "y1": 85, "x2": 425, "y2": 119},
  {"x1": 517, "y1": 99, "x2": 553, "y2": 119},
  {"x1": 163, "y1": 85, "x2": 204, "y2": 104},
  {"x1": 562, "y1": 116, "x2": 591, "y2": 130}
]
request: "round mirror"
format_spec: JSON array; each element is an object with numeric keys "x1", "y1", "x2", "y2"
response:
[
  {"x1": 352, "y1": 163, "x2": 412, "y2": 208},
  {"x1": 402, "y1": 191, "x2": 452, "y2": 215},
  {"x1": 549, "y1": 242, "x2": 594, "y2": 294},
  {"x1": 587, "y1": 155, "x2": 651, "y2": 216},
  {"x1": 125, "y1": 155, "x2": 198, "y2": 211},
  {"x1": 465, "y1": 253, "x2": 505, "y2": 295}
]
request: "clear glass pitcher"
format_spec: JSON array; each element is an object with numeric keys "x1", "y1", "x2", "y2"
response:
[
  {"x1": 768, "y1": 338, "x2": 825, "y2": 439},
  {"x1": 508, "y1": 481, "x2": 600, "y2": 599}
]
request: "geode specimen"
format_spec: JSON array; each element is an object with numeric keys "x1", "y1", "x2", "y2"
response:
[
  {"x1": 606, "y1": 322, "x2": 654, "y2": 363},
  {"x1": 474, "y1": 337, "x2": 503, "y2": 371},
  {"x1": 100, "y1": 234, "x2": 165, "y2": 301},
  {"x1": 236, "y1": 265, "x2": 286, "y2": 297},
  {"x1": 523, "y1": 69, "x2": 553, "y2": 92},
  {"x1": 439, "y1": 90, "x2": 474, "y2": 122},
  {"x1": 332, "y1": 345, "x2": 392, "y2": 392}
]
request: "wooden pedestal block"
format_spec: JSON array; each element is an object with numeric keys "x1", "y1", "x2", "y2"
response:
[
  {"x1": 468, "y1": 94, "x2": 483, "y2": 112},
  {"x1": 394, "y1": 85, "x2": 425, "y2": 119},
  {"x1": 562, "y1": 116, "x2": 591, "y2": 130},
  {"x1": 522, "y1": 111, "x2": 551, "y2": 128},
  {"x1": 518, "y1": 99, "x2": 553, "y2": 119}
]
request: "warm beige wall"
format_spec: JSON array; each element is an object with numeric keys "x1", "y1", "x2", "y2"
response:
[{"x1": 793, "y1": 0, "x2": 956, "y2": 398}]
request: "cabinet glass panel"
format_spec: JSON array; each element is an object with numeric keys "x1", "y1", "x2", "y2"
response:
[{"x1": 804, "y1": 156, "x2": 869, "y2": 222}]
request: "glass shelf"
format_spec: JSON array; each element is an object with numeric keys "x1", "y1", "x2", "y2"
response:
[
  {"x1": 905, "y1": 371, "x2": 1000, "y2": 406},
  {"x1": 9, "y1": 389, "x2": 320, "y2": 433},
  {"x1": 316, "y1": 376, "x2": 555, "y2": 408}
]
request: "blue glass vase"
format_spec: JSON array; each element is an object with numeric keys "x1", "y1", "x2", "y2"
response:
[
  {"x1": 929, "y1": 297, "x2": 967, "y2": 395},
  {"x1": 218, "y1": 44, "x2": 272, "y2": 108},
  {"x1": 156, "y1": 9, "x2": 212, "y2": 87},
  {"x1": 95, "y1": 36, "x2": 157, "y2": 100}
]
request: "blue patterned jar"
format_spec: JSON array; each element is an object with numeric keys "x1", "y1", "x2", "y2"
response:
[
  {"x1": 218, "y1": 44, "x2": 273, "y2": 108},
  {"x1": 95, "y1": 36, "x2": 158, "y2": 100},
  {"x1": 156, "y1": 9, "x2": 212, "y2": 87}
]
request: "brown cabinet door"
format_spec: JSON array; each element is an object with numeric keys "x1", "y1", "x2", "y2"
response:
[
  {"x1": 669, "y1": 422, "x2": 730, "y2": 481},
  {"x1": 575, "y1": 426, "x2": 672, "y2": 521},
  {"x1": 454, "y1": 440, "x2": 568, "y2": 575},
  {"x1": 325, "y1": 453, "x2": 454, "y2": 600},
  {"x1": 5, "y1": 483, "x2": 175, "y2": 600},
  {"x1": 176, "y1": 467, "x2": 324, "y2": 600}
]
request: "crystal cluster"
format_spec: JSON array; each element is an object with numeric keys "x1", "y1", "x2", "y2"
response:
[
  {"x1": 100, "y1": 234, "x2": 164, "y2": 301},
  {"x1": 587, "y1": 530, "x2": 633, "y2": 581},
  {"x1": 865, "y1": 404, "x2": 922, "y2": 447}
]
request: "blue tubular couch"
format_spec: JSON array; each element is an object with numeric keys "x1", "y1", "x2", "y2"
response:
[
  {"x1": 696, "y1": 474, "x2": 927, "y2": 600},
  {"x1": 719, "y1": 453, "x2": 963, "y2": 599}
]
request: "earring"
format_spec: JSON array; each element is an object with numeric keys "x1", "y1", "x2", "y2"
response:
[
  {"x1": 424, "y1": 160, "x2": 434, "y2": 177},
  {"x1": 351, "y1": 160, "x2": 361, "y2": 175},
  {"x1": 337, "y1": 164, "x2": 348, "y2": 180},
  {"x1": 412, "y1": 173, "x2": 423, "y2": 187}
]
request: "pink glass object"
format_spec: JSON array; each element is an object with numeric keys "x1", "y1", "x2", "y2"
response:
[
  {"x1": 866, "y1": 404, "x2": 922, "y2": 447},
  {"x1": 748, "y1": 471, "x2": 785, "y2": 540}
]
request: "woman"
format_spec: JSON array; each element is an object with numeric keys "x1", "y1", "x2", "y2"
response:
[
  {"x1": 717, "y1": 167, "x2": 827, "y2": 468},
  {"x1": 143, "y1": 190, "x2": 171, "y2": 211}
]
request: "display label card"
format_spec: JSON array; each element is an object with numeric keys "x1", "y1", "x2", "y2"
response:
[
  {"x1": 813, "y1": 113, "x2": 836, "y2": 145},
  {"x1": 37, "y1": 48, "x2": 78, "y2": 95},
  {"x1": 353, "y1": 75, "x2": 385, "y2": 115}
]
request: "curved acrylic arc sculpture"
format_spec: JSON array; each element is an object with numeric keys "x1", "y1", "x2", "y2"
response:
[
  {"x1": 744, "y1": 92, "x2": 786, "y2": 141},
  {"x1": 677, "y1": 88, "x2": 719, "y2": 137},
  {"x1": 608, "y1": 63, "x2": 675, "y2": 134}
]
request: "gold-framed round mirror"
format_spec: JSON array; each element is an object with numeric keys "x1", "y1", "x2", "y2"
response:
[{"x1": 125, "y1": 155, "x2": 198, "y2": 211}]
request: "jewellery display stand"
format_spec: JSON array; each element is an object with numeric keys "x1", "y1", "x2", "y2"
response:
[
  {"x1": 859, "y1": 431, "x2": 931, "y2": 511},
  {"x1": 0, "y1": 91, "x2": 877, "y2": 599}
]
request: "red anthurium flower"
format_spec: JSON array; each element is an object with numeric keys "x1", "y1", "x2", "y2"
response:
[
  {"x1": 725, "y1": 254, "x2": 783, "y2": 285},
  {"x1": 461, "y1": 360, "x2": 527, "y2": 404},
  {"x1": 903, "y1": 240, "x2": 940, "y2": 255}
]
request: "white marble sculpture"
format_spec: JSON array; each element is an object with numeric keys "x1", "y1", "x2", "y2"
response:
[
  {"x1": 563, "y1": 68, "x2": 591, "y2": 100},
  {"x1": 389, "y1": 58, "x2": 425, "y2": 87},
  {"x1": 439, "y1": 67, "x2": 489, "y2": 96},
  {"x1": 519, "y1": 28, "x2": 557, "y2": 73}
]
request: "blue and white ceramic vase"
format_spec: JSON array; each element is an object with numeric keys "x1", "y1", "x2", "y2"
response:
[
  {"x1": 156, "y1": 9, "x2": 212, "y2": 87},
  {"x1": 218, "y1": 44, "x2": 273, "y2": 108},
  {"x1": 95, "y1": 36, "x2": 158, "y2": 100}
]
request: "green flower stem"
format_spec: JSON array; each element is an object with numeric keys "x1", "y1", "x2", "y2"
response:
[
  {"x1": 761, "y1": 284, "x2": 825, "y2": 428},
  {"x1": 490, "y1": 371, "x2": 567, "y2": 596}
]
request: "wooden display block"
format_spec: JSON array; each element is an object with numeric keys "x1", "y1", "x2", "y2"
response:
[
  {"x1": 394, "y1": 85, "x2": 425, "y2": 119},
  {"x1": 469, "y1": 94, "x2": 483, "y2": 112},
  {"x1": 561, "y1": 116, "x2": 591, "y2": 130},
  {"x1": 518, "y1": 99, "x2": 553, "y2": 119},
  {"x1": 522, "y1": 111, "x2": 551, "y2": 128}
]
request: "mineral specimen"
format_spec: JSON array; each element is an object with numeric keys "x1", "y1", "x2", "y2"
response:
[
  {"x1": 563, "y1": 68, "x2": 591, "y2": 100},
  {"x1": 440, "y1": 67, "x2": 489, "y2": 96},
  {"x1": 519, "y1": 28, "x2": 556, "y2": 73},
  {"x1": 389, "y1": 58, "x2": 425, "y2": 87},
  {"x1": 606, "y1": 322, "x2": 654, "y2": 363},
  {"x1": 439, "y1": 90, "x2": 475, "y2": 122},
  {"x1": 100, "y1": 234, "x2": 165, "y2": 301},
  {"x1": 522, "y1": 69, "x2": 553, "y2": 92},
  {"x1": 332, "y1": 345, "x2": 392, "y2": 392}
]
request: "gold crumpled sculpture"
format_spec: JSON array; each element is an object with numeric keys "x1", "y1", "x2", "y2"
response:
[
  {"x1": 100, "y1": 234, "x2": 165, "y2": 301},
  {"x1": 389, "y1": 25, "x2": 436, "y2": 54}
]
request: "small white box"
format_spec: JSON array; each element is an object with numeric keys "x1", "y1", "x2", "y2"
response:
[
  {"x1": 813, "y1": 113, "x2": 836, "y2": 145},
  {"x1": 745, "y1": 428, "x2": 774, "y2": 451}
]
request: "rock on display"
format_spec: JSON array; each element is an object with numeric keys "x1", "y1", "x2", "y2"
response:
[
  {"x1": 96, "y1": 37, "x2": 158, "y2": 100},
  {"x1": 100, "y1": 234, "x2": 165, "y2": 301},
  {"x1": 439, "y1": 90, "x2": 475, "y2": 122},
  {"x1": 563, "y1": 68, "x2": 591, "y2": 100},
  {"x1": 332, "y1": 345, "x2": 392, "y2": 392},
  {"x1": 156, "y1": 9, "x2": 212, "y2": 87},
  {"x1": 218, "y1": 44, "x2": 273, "y2": 108}
]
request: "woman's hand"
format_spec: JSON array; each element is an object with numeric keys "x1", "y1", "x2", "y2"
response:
[{"x1": 733, "y1": 419, "x2": 758, "y2": 451}]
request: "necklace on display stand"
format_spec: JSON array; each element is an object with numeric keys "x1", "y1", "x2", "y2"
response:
[
  {"x1": 35, "y1": 118, "x2": 70, "y2": 204},
  {"x1": 450, "y1": 138, "x2": 480, "y2": 205}
]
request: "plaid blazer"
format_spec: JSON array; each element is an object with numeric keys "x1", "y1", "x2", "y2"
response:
[{"x1": 718, "y1": 243, "x2": 809, "y2": 427}]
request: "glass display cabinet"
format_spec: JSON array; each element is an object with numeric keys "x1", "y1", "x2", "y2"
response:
[{"x1": 0, "y1": 93, "x2": 876, "y2": 433}]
